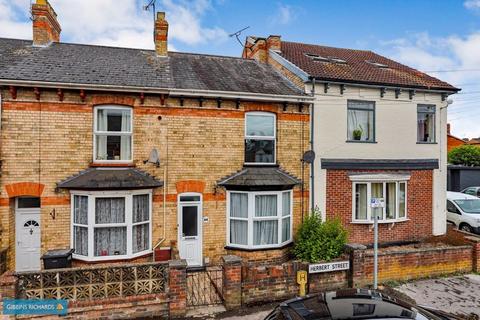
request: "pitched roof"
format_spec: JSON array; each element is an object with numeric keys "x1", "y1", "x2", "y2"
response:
[
  {"x1": 57, "y1": 167, "x2": 163, "y2": 190},
  {"x1": 218, "y1": 166, "x2": 300, "y2": 191},
  {"x1": 277, "y1": 41, "x2": 459, "y2": 92},
  {"x1": 0, "y1": 38, "x2": 305, "y2": 97}
]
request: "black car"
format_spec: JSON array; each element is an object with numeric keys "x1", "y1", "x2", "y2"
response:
[{"x1": 264, "y1": 289, "x2": 462, "y2": 320}]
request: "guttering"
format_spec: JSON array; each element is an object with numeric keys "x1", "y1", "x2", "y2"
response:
[
  {"x1": 308, "y1": 78, "x2": 459, "y2": 94},
  {"x1": 0, "y1": 79, "x2": 313, "y2": 103}
]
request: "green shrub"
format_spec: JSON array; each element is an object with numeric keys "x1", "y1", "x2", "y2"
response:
[
  {"x1": 293, "y1": 210, "x2": 348, "y2": 263},
  {"x1": 448, "y1": 145, "x2": 480, "y2": 166}
]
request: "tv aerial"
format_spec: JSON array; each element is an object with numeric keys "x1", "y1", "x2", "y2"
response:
[
  {"x1": 229, "y1": 26, "x2": 250, "y2": 47},
  {"x1": 143, "y1": 0, "x2": 157, "y2": 21}
]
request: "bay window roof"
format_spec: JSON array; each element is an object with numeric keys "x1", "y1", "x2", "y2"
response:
[
  {"x1": 57, "y1": 168, "x2": 163, "y2": 190},
  {"x1": 218, "y1": 166, "x2": 300, "y2": 191}
]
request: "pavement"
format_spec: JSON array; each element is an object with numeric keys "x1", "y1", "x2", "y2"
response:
[{"x1": 396, "y1": 274, "x2": 480, "y2": 317}]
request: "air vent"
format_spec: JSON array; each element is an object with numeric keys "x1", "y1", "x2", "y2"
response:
[{"x1": 366, "y1": 60, "x2": 389, "y2": 68}]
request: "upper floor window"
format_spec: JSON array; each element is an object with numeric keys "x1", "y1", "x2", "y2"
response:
[
  {"x1": 417, "y1": 104, "x2": 435, "y2": 143},
  {"x1": 347, "y1": 100, "x2": 375, "y2": 142},
  {"x1": 94, "y1": 106, "x2": 132, "y2": 162},
  {"x1": 245, "y1": 112, "x2": 276, "y2": 164}
]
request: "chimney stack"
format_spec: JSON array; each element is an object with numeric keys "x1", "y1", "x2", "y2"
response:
[
  {"x1": 31, "y1": 0, "x2": 61, "y2": 46},
  {"x1": 266, "y1": 35, "x2": 281, "y2": 52},
  {"x1": 154, "y1": 12, "x2": 169, "y2": 56},
  {"x1": 447, "y1": 123, "x2": 451, "y2": 135}
]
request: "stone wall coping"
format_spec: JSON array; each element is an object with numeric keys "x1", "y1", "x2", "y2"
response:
[
  {"x1": 364, "y1": 244, "x2": 472, "y2": 257},
  {"x1": 168, "y1": 259, "x2": 187, "y2": 269},
  {"x1": 345, "y1": 243, "x2": 367, "y2": 251},
  {"x1": 222, "y1": 255, "x2": 242, "y2": 265}
]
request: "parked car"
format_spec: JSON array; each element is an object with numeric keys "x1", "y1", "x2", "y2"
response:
[
  {"x1": 461, "y1": 186, "x2": 480, "y2": 198},
  {"x1": 264, "y1": 289, "x2": 461, "y2": 320},
  {"x1": 447, "y1": 191, "x2": 480, "y2": 234}
]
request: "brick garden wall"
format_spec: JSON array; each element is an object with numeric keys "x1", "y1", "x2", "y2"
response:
[
  {"x1": 0, "y1": 88, "x2": 310, "y2": 269},
  {"x1": 326, "y1": 169, "x2": 433, "y2": 244}
]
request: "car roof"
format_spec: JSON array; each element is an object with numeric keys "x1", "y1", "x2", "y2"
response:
[{"x1": 447, "y1": 191, "x2": 478, "y2": 200}]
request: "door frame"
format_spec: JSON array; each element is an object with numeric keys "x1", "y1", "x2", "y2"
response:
[
  {"x1": 15, "y1": 197, "x2": 42, "y2": 272},
  {"x1": 177, "y1": 192, "x2": 203, "y2": 266}
]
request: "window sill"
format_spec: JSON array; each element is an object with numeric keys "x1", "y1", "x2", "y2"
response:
[
  {"x1": 225, "y1": 241, "x2": 293, "y2": 252},
  {"x1": 72, "y1": 250, "x2": 152, "y2": 262},
  {"x1": 351, "y1": 218, "x2": 410, "y2": 225},
  {"x1": 416, "y1": 142, "x2": 437, "y2": 144},
  {"x1": 90, "y1": 162, "x2": 135, "y2": 167},
  {"x1": 346, "y1": 140, "x2": 377, "y2": 144}
]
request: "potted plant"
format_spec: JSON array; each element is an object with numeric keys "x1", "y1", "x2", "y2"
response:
[{"x1": 352, "y1": 125, "x2": 363, "y2": 140}]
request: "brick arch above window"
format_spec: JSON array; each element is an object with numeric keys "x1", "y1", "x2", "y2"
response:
[
  {"x1": 91, "y1": 95, "x2": 136, "y2": 107},
  {"x1": 175, "y1": 180, "x2": 206, "y2": 194},
  {"x1": 5, "y1": 182, "x2": 45, "y2": 198}
]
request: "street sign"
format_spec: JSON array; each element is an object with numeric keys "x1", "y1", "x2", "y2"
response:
[
  {"x1": 370, "y1": 197, "x2": 385, "y2": 208},
  {"x1": 308, "y1": 261, "x2": 350, "y2": 274}
]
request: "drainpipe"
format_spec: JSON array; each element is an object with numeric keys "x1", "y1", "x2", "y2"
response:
[{"x1": 310, "y1": 77, "x2": 316, "y2": 213}]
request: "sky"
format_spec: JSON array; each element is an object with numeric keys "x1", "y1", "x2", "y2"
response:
[{"x1": 1, "y1": 0, "x2": 480, "y2": 138}]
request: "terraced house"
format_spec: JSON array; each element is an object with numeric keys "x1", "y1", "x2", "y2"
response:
[
  {"x1": 243, "y1": 35, "x2": 459, "y2": 245},
  {"x1": 0, "y1": 0, "x2": 312, "y2": 272}
]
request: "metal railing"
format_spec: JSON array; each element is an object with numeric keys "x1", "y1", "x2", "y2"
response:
[{"x1": 186, "y1": 266, "x2": 223, "y2": 307}]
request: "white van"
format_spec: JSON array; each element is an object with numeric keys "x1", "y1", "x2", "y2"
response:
[{"x1": 447, "y1": 191, "x2": 480, "y2": 234}]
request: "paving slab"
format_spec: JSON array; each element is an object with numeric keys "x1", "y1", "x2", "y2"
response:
[{"x1": 397, "y1": 274, "x2": 480, "y2": 316}]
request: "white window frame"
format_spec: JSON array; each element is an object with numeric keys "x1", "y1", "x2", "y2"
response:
[
  {"x1": 93, "y1": 105, "x2": 133, "y2": 164},
  {"x1": 226, "y1": 190, "x2": 292, "y2": 249},
  {"x1": 244, "y1": 112, "x2": 276, "y2": 165},
  {"x1": 351, "y1": 181, "x2": 408, "y2": 224},
  {"x1": 70, "y1": 189, "x2": 152, "y2": 261}
]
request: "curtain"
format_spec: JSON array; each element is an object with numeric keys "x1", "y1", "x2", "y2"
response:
[
  {"x1": 230, "y1": 220, "x2": 248, "y2": 245},
  {"x1": 120, "y1": 110, "x2": 131, "y2": 160},
  {"x1": 96, "y1": 110, "x2": 108, "y2": 160},
  {"x1": 74, "y1": 226, "x2": 88, "y2": 256},
  {"x1": 133, "y1": 194, "x2": 149, "y2": 223},
  {"x1": 255, "y1": 195, "x2": 277, "y2": 217},
  {"x1": 94, "y1": 227, "x2": 127, "y2": 256},
  {"x1": 347, "y1": 109, "x2": 373, "y2": 141},
  {"x1": 371, "y1": 183, "x2": 383, "y2": 220},
  {"x1": 355, "y1": 184, "x2": 367, "y2": 220},
  {"x1": 399, "y1": 183, "x2": 406, "y2": 218},
  {"x1": 230, "y1": 193, "x2": 248, "y2": 218},
  {"x1": 282, "y1": 192, "x2": 290, "y2": 216},
  {"x1": 254, "y1": 220, "x2": 278, "y2": 245},
  {"x1": 281, "y1": 218, "x2": 290, "y2": 242},
  {"x1": 95, "y1": 197, "x2": 125, "y2": 224},
  {"x1": 386, "y1": 183, "x2": 396, "y2": 219},
  {"x1": 74, "y1": 195, "x2": 88, "y2": 225},
  {"x1": 133, "y1": 224, "x2": 149, "y2": 253}
]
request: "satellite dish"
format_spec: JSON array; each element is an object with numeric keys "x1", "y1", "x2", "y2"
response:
[
  {"x1": 144, "y1": 148, "x2": 160, "y2": 167},
  {"x1": 302, "y1": 150, "x2": 316, "y2": 164}
]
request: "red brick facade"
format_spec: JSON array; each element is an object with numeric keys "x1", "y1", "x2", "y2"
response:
[{"x1": 326, "y1": 169, "x2": 433, "y2": 244}]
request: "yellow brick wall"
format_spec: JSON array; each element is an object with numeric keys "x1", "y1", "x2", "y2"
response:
[{"x1": 0, "y1": 88, "x2": 310, "y2": 269}]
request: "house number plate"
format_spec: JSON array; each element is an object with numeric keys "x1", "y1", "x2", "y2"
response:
[{"x1": 308, "y1": 260, "x2": 350, "y2": 274}]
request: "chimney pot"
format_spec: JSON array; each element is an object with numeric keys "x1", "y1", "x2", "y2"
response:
[
  {"x1": 31, "y1": 0, "x2": 61, "y2": 46},
  {"x1": 154, "y1": 11, "x2": 169, "y2": 56}
]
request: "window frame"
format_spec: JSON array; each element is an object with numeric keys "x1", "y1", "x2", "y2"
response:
[
  {"x1": 93, "y1": 105, "x2": 134, "y2": 164},
  {"x1": 70, "y1": 189, "x2": 152, "y2": 262},
  {"x1": 351, "y1": 181, "x2": 408, "y2": 224},
  {"x1": 416, "y1": 104, "x2": 436, "y2": 144},
  {"x1": 244, "y1": 112, "x2": 277, "y2": 165},
  {"x1": 346, "y1": 100, "x2": 376, "y2": 143},
  {"x1": 226, "y1": 190, "x2": 293, "y2": 250}
]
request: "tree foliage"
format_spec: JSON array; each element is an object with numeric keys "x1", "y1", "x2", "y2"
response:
[
  {"x1": 293, "y1": 210, "x2": 348, "y2": 263},
  {"x1": 448, "y1": 145, "x2": 480, "y2": 166}
]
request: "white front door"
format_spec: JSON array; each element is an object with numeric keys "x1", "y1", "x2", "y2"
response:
[
  {"x1": 178, "y1": 194, "x2": 203, "y2": 267},
  {"x1": 15, "y1": 197, "x2": 41, "y2": 272}
]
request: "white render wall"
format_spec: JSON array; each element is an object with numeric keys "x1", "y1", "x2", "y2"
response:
[{"x1": 306, "y1": 83, "x2": 448, "y2": 236}]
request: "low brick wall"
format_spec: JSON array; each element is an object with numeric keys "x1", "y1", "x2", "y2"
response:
[
  {"x1": 239, "y1": 258, "x2": 349, "y2": 305},
  {"x1": 350, "y1": 244, "x2": 473, "y2": 287}
]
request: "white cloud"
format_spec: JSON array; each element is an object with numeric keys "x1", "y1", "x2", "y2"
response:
[
  {"x1": 269, "y1": 3, "x2": 298, "y2": 26},
  {"x1": 0, "y1": 0, "x2": 227, "y2": 49},
  {"x1": 464, "y1": 0, "x2": 480, "y2": 10},
  {"x1": 380, "y1": 32, "x2": 480, "y2": 139}
]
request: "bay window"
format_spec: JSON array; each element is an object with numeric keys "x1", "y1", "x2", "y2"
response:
[
  {"x1": 352, "y1": 179, "x2": 407, "y2": 222},
  {"x1": 245, "y1": 112, "x2": 276, "y2": 164},
  {"x1": 228, "y1": 190, "x2": 292, "y2": 249},
  {"x1": 94, "y1": 106, "x2": 132, "y2": 162},
  {"x1": 71, "y1": 190, "x2": 151, "y2": 261}
]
